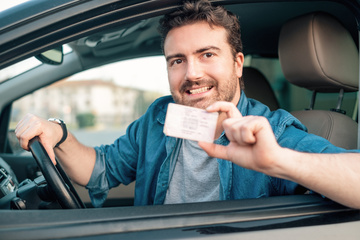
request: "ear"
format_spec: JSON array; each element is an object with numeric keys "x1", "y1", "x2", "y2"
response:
[{"x1": 234, "y1": 52, "x2": 244, "y2": 78}]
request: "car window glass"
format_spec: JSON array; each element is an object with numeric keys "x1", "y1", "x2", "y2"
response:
[
  {"x1": 0, "y1": 58, "x2": 42, "y2": 84},
  {"x1": 9, "y1": 56, "x2": 169, "y2": 154},
  {"x1": 0, "y1": 0, "x2": 29, "y2": 12},
  {"x1": 0, "y1": 45, "x2": 73, "y2": 84}
]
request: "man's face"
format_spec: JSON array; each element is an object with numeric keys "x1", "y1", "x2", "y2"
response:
[{"x1": 164, "y1": 21, "x2": 244, "y2": 109}]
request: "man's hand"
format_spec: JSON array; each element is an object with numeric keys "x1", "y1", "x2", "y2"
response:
[
  {"x1": 15, "y1": 113, "x2": 63, "y2": 164},
  {"x1": 198, "y1": 101, "x2": 282, "y2": 173},
  {"x1": 199, "y1": 101, "x2": 360, "y2": 209}
]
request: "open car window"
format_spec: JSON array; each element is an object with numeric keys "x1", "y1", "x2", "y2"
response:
[{"x1": 9, "y1": 56, "x2": 169, "y2": 154}]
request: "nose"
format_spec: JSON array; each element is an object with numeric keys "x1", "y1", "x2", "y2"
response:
[{"x1": 185, "y1": 59, "x2": 203, "y2": 81}]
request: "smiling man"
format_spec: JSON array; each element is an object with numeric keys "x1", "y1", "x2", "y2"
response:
[
  {"x1": 15, "y1": 0, "x2": 360, "y2": 208},
  {"x1": 164, "y1": 22, "x2": 242, "y2": 110}
]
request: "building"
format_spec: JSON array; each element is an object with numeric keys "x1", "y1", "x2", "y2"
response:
[{"x1": 12, "y1": 79, "x2": 163, "y2": 130}]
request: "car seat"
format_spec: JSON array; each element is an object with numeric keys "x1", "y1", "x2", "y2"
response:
[
  {"x1": 242, "y1": 66, "x2": 280, "y2": 111},
  {"x1": 278, "y1": 12, "x2": 359, "y2": 149}
]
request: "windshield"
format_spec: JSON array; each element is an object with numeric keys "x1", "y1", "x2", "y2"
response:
[
  {"x1": 0, "y1": 0, "x2": 29, "y2": 12},
  {"x1": 0, "y1": 45, "x2": 73, "y2": 84},
  {"x1": 0, "y1": 58, "x2": 42, "y2": 83}
]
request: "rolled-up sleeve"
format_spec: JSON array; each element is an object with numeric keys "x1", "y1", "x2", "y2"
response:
[
  {"x1": 85, "y1": 120, "x2": 140, "y2": 207},
  {"x1": 86, "y1": 147, "x2": 110, "y2": 207}
]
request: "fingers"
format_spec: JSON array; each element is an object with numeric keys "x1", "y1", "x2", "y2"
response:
[
  {"x1": 15, "y1": 113, "x2": 43, "y2": 151},
  {"x1": 198, "y1": 141, "x2": 228, "y2": 159},
  {"x1": 42, "y1": 142, "x2": 57, "y2": 165},
  {"x1": 206, "y1": 101, "x2": 242, "y2": 119},
  {"x1": 222, "y1": 117, "x2": 262, "y2": 145},
  {"x1": 200, "y1": 116, "x2": 279, "y2": 172},
  {"x1": 202, "y1": 101, "x2": 280, "y2": 172},
  {"x1": 206, "y1": 101, "x2": 270, "y2": 146},
  {"x1": 15, "y1": 113, "x2": 57, "y2": 164}
]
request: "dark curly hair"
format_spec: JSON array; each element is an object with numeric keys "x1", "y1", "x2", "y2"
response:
[{"x1": 158, "y1": 0, "x2": 243, "y2": 57}]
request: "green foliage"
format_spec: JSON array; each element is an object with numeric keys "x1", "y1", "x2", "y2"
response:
[{"x1": 76, "y1": 113, "x2": 95, "y2": 128}]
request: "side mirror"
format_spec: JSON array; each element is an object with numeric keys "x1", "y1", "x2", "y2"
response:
[{"x1": 35, "y1": 46, "x2": 64, "y2": 65}]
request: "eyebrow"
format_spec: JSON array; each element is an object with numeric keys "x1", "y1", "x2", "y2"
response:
[
  {"x1": 165, "y1": 46, "x2": 221, "y2": 63},
  {"x1": 165, "y1": 53, "x2": 185, "y2": 63},
  {"x1": 195, "y1": 46, "x2": 221, "y2": 54}
]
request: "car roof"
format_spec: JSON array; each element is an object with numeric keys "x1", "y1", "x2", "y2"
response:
[{"x1": 0, "y1": 0, "x2": 359, "y2": 71}]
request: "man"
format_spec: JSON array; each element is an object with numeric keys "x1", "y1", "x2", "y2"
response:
[{"x1": 15, "y1": 0, "x2": 360, "y2": 208}]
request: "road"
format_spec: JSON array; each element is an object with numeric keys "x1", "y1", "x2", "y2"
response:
[{"x1": 72, "y1": 129, "x2": 126, "y2": 147}]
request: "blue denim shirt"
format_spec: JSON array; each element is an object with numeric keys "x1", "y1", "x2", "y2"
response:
[{"x1": 86, "y1": 92, "x2": 352, "y2": 207}]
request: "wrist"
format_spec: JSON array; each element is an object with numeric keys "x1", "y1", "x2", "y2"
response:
[
  {"x1": 271, "y1": 147, "x2": 299, "y2": 180},
  {"x1": 48, "y1": 118, "x2": 68, "y2": 147}
]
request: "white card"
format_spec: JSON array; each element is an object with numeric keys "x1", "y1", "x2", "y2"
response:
[{"x1": 163, "y1": 103, "x2": 219, "y2": 142}]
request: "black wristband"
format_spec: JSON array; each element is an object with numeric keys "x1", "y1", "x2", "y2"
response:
[{"x1": 48, "y1": 118, "x2": 68, "y2": 147}]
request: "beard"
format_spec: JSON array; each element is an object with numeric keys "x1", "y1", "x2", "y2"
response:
[{"x1": 171, "y1": 73, "x2": 239, "y2": 109}]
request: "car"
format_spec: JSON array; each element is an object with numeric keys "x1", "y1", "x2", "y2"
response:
[{"x1": 0, "y1": 0, "x2": 360, "y2": 239}]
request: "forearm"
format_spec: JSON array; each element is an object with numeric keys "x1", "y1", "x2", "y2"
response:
[
  {"x1": 273, "y1": 149, "x2": 360, "y2": 209},
  {"x1": 54, "y1": 132, "x2": 96, "y2": 186},
  {"x1": 201, "y1": 101, "x2": 360, "y2": 209}
]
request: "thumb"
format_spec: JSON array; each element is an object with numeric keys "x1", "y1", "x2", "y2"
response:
[
  {"x1": 198, "y1": 141, "x2": 228, "y2": 159},
  {"x1": 42, "y1": 142, "x2": 57, "y2": 165}
]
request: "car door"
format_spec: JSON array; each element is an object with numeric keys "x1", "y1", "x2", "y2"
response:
[{"x1": 0, "y1": 54, "x2": 170, "y2": 207}]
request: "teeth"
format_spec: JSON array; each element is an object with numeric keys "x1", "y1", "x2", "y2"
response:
[{"x1": 189, "y1": 87, "x2": 211, "y2": 94}]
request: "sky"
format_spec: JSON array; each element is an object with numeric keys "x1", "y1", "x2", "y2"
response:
[{"x1": 67, "y1": 56, "x2": 171, "y2": 95}]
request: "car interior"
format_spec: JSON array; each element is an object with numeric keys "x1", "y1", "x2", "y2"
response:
[
  {"x1": 279, "y1": 11, "x2": 358, "y2": 149},
  {"x1": 0, "y1": 0, "x2": 360, "y2": 239},
  {"x1": 0, "y1": 0, "x2": 359, "y2": 207},
  {"x1": 244, "y1": 11, "x2": 359, "y2": 150},
  {"x1": 243, "y1": 66, "x2": 280, "y2": 111}
]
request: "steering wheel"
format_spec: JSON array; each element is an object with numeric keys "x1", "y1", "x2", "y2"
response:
[{"x1": 29, "y1": 137, "x2": 85, "y2": 209}]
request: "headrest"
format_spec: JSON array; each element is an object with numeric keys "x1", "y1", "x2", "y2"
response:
[
  {"x1": 279, "y1": 12, "x2": 359, "y2": 92},
  {"x1": 243, "y1": 67, "x2": 279, "y2": 111}
]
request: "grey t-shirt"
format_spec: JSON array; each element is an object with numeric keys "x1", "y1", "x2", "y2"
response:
[{"x1": 164, "y1": 139, "x2": 220, "y2": 204}]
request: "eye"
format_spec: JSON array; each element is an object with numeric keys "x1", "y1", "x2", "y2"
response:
[
  {"x1": 171, "y1": 59, "x2": 183, "y2": 66},
  {"x1": 203, "y1": 52, "x2": 213, "y2": 58}
]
